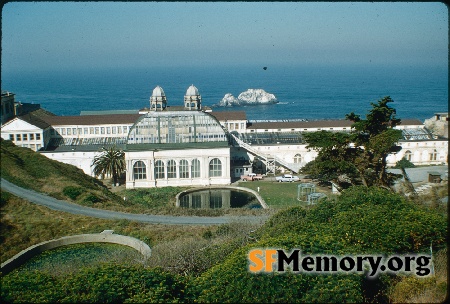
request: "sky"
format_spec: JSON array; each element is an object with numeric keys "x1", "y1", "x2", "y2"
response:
[{"x1": 1, "y1": 2, "x2": 448, "y2": 71}]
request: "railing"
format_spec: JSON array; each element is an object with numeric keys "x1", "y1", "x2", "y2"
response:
[{"x1": 230, "y1": 133, "x2": 299, "y2": 173}]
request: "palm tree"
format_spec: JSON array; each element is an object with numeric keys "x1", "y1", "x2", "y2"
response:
[{"x1": 92, "y1": 146, "x2": 126, "y2": 186}]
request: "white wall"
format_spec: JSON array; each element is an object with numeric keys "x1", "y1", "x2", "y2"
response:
[{"x1": 125, "y1": 147, "x2": 231, "y2": 189}]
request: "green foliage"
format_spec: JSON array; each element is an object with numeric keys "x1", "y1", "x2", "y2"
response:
[
  {"x1": 193, "y1": 186, "x2": 447, "y2": 302},
  {"x1": 1, "y1": 270, "x2": 61, "y2": 303},
  {"x1": 2, "y1": 265, "x2": 188, "y2": 303},
  {"x1": 92, "y1": 146, "x2": 126, "y2": 185},
  {"x1": 62, "y1": 186, "x2": 83, "y2": 200},
  {"x1": 194, "y1": 245, "x2": 364, "y2": 303},
  {"x1": 119, "y1": 187, "x2": 183, "y2": 208},
  {"x1": 81, "y1": 193, "x2": 102, "y2": 206},
  {"x1": 0, "y1": 139, "x2": 121, "y2": 205},
  {"x1": 394, "y1": 157, "x2": 416, "y2": 169},
  {"x1": 304, "y1": 97, "x2": 404, "y2": 188}
]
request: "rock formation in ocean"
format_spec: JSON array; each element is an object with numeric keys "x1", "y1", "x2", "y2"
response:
[
  {"x1": 216, "y1": 89, "x2": 278, "y2": 107},
  {"x1": 217, "y1": 93, "x2": 240, "y2": 107}
]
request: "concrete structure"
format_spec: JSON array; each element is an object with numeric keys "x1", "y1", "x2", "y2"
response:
[
  {"x1": 0, "y1": 230, "x2": 151, "y2": 275},
  {"x1": 175, "y1": 185, "x2": 268, "y2": 209}
]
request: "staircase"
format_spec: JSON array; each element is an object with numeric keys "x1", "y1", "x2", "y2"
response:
[{"x1": 230, "y1": 133, "x2": 300, "y2": 174}]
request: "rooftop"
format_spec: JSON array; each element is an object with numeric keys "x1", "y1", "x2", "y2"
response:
[{"x1": 209, "y1": 111, "x2": 247, "y2": 121}]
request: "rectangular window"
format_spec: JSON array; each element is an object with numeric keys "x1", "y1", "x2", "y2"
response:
[
  {"x1": 84, "y1": 128, "x2": 88, "y2": 135},
  {"x1": 112, "y1": 126, "x2": 117, "y2": 134},
  {"x1": 107, "y1": 127, "x2": 111, "y2": 134},
  {"x1": 67, "y1": 128, "x2": 72, "y2": 135},
  {"x1": 16, "y1": 134, "x2": 21, "y2": 141},
  {"x1": 78, "y1": 128, "x2": 82, "y2": 135},
  {"x1": 30, "y1": 133, "x2": 35, "y2": 140},
  {"x1": 72, "y1": 128, "x2": 77, "y2": 135},
  {"x1": 101, "y1": 127, "x2": 105, "y2": 134},
  {"x1": 95, "y1": 127, "x2": 99, "y2": 134},
  {"x1": 23, "y1": 134, "x2": 28, "y2": 140},
  {"x1": 123, "y1": 126, "x2": 128, "y2": 133},
  {"x1": 61, "y1": 128, "x2": 66, "y2": 135},
  {"x1": 9, "y1": 134, "x2": 14, "y2": 141},
  {"x1": 36, "y1": 134, "x2": 41, "y2": 140},
  {"x1": 89, "y1": 127, "x2": 94, "y2": 134},
  {"x1": 240, "y1": 123, "x2": 244, "y2": 129}
]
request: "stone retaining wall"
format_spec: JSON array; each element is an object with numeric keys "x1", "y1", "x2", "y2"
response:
[{"x1": 1, "y1": 230, "x2": 151, "y2": 275}]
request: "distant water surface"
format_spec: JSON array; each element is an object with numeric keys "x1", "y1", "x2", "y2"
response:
[{"x1": 1, "y1": 65, "x2": 447, "y2": 121}]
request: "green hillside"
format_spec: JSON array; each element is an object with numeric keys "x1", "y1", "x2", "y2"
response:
[{"x1": 0, "y1": 139, "x2": 120, "y2": 207}]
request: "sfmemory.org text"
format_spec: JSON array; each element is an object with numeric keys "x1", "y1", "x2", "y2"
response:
[{"x1": 248, "y1": 249, "x2": 432, "y2": 277}]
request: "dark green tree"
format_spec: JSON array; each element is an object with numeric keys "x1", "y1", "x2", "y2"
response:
[
  {"x1": 303, "y1": 96, "x2": 403, "y2": 189},
  {"x1": 346, "y1": 96, "x2": 403, "y2": 187},
  {"x1": 302, "y1": 131, "x2": 360, "y2": 186},
  {"x1": 394, "y1": 157, "x2": 415, "y2": 169},
  {"x1": 92, "y1": 146, "x2": 125, "y2": 186}
]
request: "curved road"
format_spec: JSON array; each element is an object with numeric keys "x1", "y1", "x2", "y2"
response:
[{"x1": 1, "y1": 179, "x2": 268, "y2": 225}]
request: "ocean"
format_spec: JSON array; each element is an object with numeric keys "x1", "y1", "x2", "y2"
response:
[{"x1": 1, "y1": 65, "x2": 447, "y2": 122}]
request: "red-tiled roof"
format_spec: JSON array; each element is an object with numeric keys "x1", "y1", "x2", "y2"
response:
[
  {"x1": 18, "y1": 113, "x2": 51, "y2": 129},
  {"x1": 247, "y1": 120, "x2": 353, "y2": 129},
  {"x1": 399, "y1": 119, "x2": 423, "y2": 126},
  {"x1": 42, "y1": 114, "x2": 142, "y2": 126},
  {"x1": 209, "y1": 111, "x2": 247, "y2": 121}
]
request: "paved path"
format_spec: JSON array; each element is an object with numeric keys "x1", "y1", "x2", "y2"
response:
[
  {"x1": 388, "y1": 165, "x2": 448, "y2": 183},
  {"x1": 1, "y1": 179, "x2": 268, "y2": 226}
]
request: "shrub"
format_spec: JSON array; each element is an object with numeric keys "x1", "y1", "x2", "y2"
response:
[
  {"x1": 62, "y1": 186, "x2": 83, "y2": 200},
  {"x1": 394, "y1": 157, "x2": 416, "y2": 169},
  {"x1": 81, "y1": 193, "x2": 102, "y2": 205}
]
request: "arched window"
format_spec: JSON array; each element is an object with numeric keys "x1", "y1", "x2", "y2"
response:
[
  {"x1": 430, "y1": 149, "x2": 438, "y2": 161},
  {"x1": 209, "y1": 158, "x2": 222, "y2": 177},
  {"x1": 191, "y1": 159, "x2": 200, "y2": 178},
  {"x1": 404, "y1": 150, "x2": 412, "y2": 161},
  {"x1": 167, "y1": 160, "x2": 177, "y2": 178},
  {"x1": 133, "y1": 161, "x2": 147, "y2": 180},
  {"x1": 179, "y1": 159, "x2": 189, "y2": 178},
  {"x1": 294, "y1": 154, "x2": 302, "y2": 164},
  {"x1": 154, "y1": 160, "x2": 165, "y2": 179}
]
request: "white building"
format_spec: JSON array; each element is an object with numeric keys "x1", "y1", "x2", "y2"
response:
[{"x1": 1, "y1": 86, "x2": 448, "y2": 188}]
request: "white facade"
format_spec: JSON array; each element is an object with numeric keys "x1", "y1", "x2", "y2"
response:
[
  {"x1": 1, "y1": 118, "x2": 48, "y2": 151},
  {"x1": 1, "y1": 88, "x2": 448, "y2": 189},
  {"x1": 125, "y1": 147, "x2": 231, "y2": 189},
  {"x1": 41, "y1": 150, "x2": 99, "y2": 175}
]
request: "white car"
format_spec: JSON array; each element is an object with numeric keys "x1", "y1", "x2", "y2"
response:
[{"x1": 275, "y1": 174, "x2": 300, "y2": 182}]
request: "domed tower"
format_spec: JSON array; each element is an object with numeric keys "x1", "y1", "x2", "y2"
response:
[
  {"x1": 150, "y1": 86, "x2": 167, "y2": 111},
  {"x1": 184, "y1": 85, "x2": 202, "y2": 110}
]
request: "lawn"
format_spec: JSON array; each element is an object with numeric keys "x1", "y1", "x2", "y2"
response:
[{"x1": 236, "y1": 180, "x2": 331, "y2": 208}]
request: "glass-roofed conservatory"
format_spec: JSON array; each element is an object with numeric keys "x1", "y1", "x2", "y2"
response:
[{"x1": 127, "y1": 111, "x2": 228, "y2": 144}]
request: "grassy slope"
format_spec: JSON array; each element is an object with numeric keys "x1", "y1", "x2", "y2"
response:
[
  {"x1": 1, "y1": 139, "x2": 123, "y2": 208},
  {"x1": 0, "y1": 190, "x2": 212, "y2": 263},
  {"x1": 0, "y1": 139, "x2": 274, "y2": 215}
]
